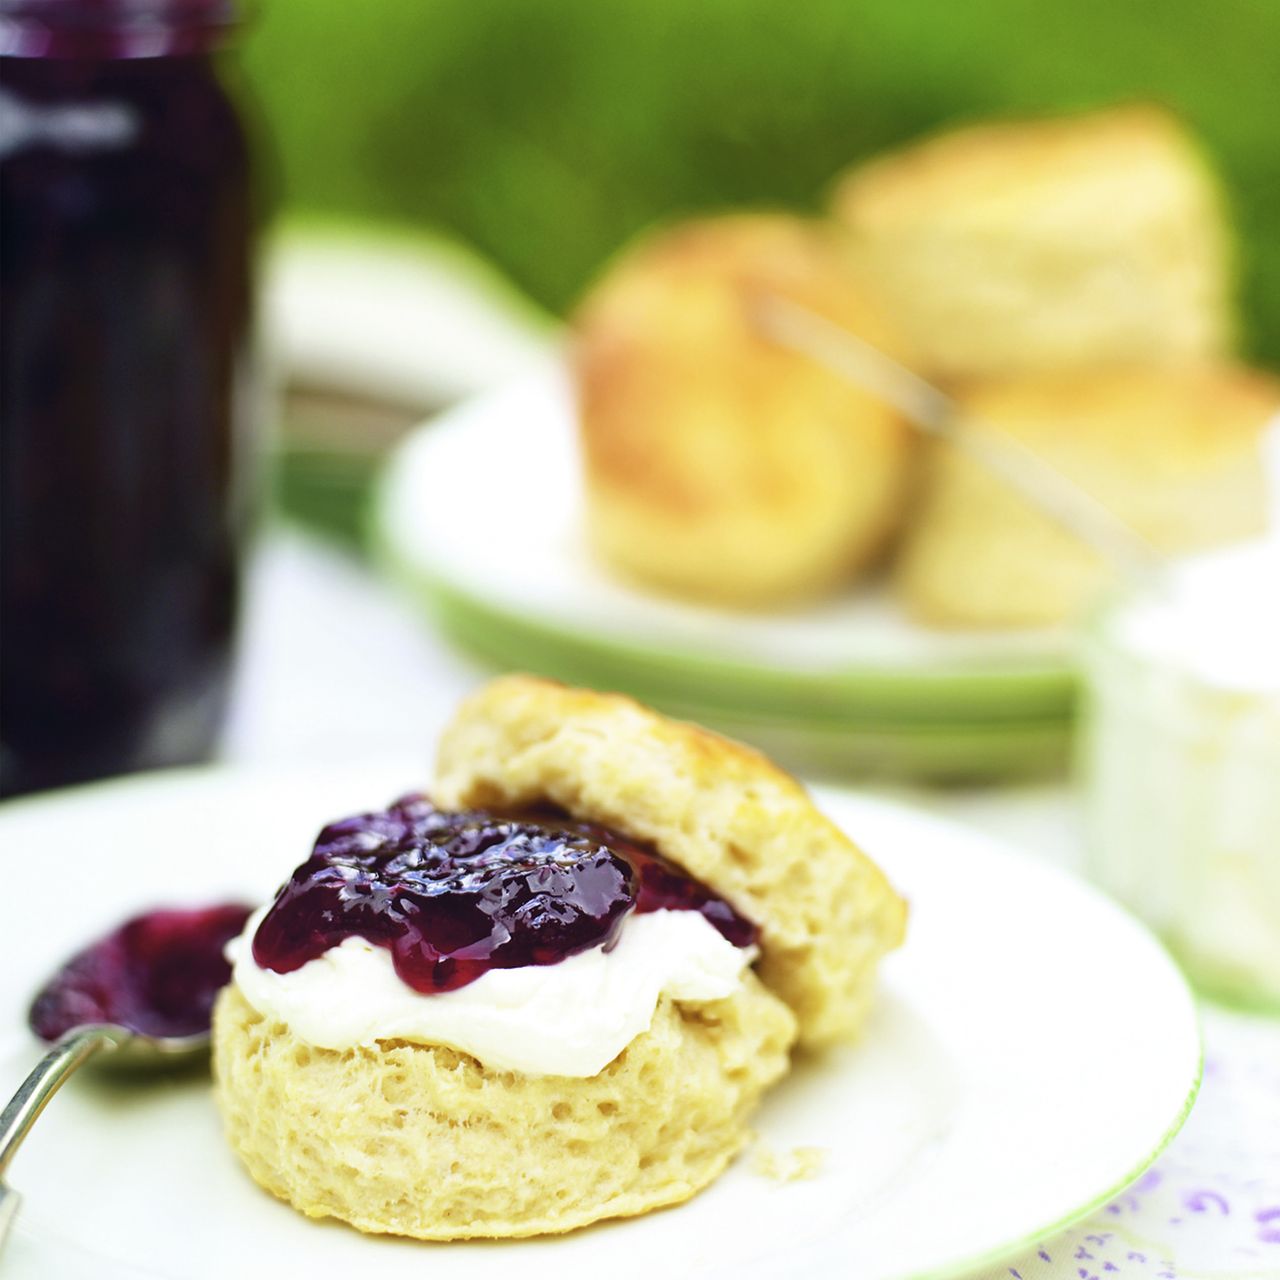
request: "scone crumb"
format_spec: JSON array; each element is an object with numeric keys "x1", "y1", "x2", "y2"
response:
[{"x1": 750, "y1": 1142, "x2": 826, "y2": 1182}]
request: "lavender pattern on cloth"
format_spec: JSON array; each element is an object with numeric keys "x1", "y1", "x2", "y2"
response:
[{"x1": 976, "y1": 1008, "x2": 1280, "y2": 1280}]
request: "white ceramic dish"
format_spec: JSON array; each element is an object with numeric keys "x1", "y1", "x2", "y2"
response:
[{"x1": 0, "y1": 764, "x2": 1199, "y2": 1280}]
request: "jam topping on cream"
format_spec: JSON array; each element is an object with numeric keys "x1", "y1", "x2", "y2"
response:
[{"x1": 251, "y1": 795, "x2": 757, "y2": 995}]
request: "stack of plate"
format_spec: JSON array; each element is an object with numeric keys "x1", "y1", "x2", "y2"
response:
[{"x1": 372, "y1": 368, "x2": 1077, "y2": 781}]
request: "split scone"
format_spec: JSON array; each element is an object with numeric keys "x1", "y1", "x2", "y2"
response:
[
  {"x1": 573, "y1": 213, "x2": 916, "y2": 606},
  {"x1": 214, "y1": 677, "x2": 906, "y2": 1240},
  {"x1": 831, "y1": 105, "x2": 1236, "y2": 378},
  {"x1": 894, "y1": 366, "x2": 1280, "y2": 628}
]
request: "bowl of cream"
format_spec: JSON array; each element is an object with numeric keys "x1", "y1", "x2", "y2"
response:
[{"x1": 1080, "y1": 539, "x2": 1280, "y2": 1008}]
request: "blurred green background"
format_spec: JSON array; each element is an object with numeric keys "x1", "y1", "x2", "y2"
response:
[{"x1": 243, "y1": 0, "x2": 1280, "y2": 366}]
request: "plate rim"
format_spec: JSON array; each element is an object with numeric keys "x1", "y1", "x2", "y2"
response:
[
  {"x1": 374, "y1": 540, "x2": 1079, "y2": 724},
  {"x1": 792, "y1": 785, "x2": 1204, "y2": 1278}
]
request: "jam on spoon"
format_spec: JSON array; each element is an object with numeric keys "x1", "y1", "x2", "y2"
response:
[
  {"x1": 252, "y1": 794, "x2": 759, "y2": 995},
  {"x1": 28, "y1": 903, "x2": 253, "y2": 1043}
]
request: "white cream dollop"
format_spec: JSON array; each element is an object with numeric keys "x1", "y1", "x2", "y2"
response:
[
  {"x1": 229, "y1": 906, "x2": 754, "y2": 1077},
  {"x1": 1111, "y1": 541, "x2": 1280, "y2": 693}
]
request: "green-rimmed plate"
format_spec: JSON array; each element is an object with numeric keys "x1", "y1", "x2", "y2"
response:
[{"x1": 372, "y1": 368, "x2": 1078, "y2": 778}]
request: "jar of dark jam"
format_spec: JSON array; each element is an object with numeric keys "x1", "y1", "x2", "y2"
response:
[{"x1": 1, "y1": 0, "x2": 257, "y2": 796}]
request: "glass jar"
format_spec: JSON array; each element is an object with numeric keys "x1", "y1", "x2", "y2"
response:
[
  {"x1": 1079, "y1": 543, "x2": 1280, "y2": 1011},
  {"x1": 1, "y1": 0, "x2": 257, "y2": 795}
]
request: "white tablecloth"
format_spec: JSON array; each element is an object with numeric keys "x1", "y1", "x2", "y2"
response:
[{"x1": 226, "y1": 530, "x2": 1280, "y2": 1280}]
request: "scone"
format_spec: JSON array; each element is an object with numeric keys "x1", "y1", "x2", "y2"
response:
[
  {"x1": 573, "y1": 213, "x2": 916, "y2": 606},
  {"x1": 831, "y1": 105, "x2": 1235, "y2": 378},
  {"x1": 894, "y1": 366, "x2": 1280, "y2": 628},
  {"x1": 214, "y1": 677, "x2": 906, "y2": 1240}
]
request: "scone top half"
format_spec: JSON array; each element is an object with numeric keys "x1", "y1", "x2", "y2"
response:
[{"x1": 436, "y1": 675, "x2": 907, "y2": 1048}]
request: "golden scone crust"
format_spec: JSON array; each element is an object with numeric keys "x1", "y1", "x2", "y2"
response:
[
  {"x1": 573, "y1": 213, "x2": 915, "y2": 606},
  {"x1": 213, "y1": 974, "x2": 795, "y2": 1239},
  {"x1": 894, "y1": 366, "x2": 1280, "y2": 628},
  {"x1": 831, "y1": 105, "x2": 1235, "y2": 378},
  {"x1": 435, "y1": 675, "x2": 907, "y2": 1047}
]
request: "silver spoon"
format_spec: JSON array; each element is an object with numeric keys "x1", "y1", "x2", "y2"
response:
[
  {"x1": 0, "y1": 901, "x2": 251, "y2": 1251},
  {"x1": 0, "y1": 1023, "x2": 210, "y2": 1246}
]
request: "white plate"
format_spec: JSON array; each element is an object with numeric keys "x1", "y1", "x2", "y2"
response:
[
  {"x1": 0, "y1": 765, "x2": 1199, "y2": 1280},
  {"x1": 374, "y1": 365, "x2": 1072, "y2": 677}
]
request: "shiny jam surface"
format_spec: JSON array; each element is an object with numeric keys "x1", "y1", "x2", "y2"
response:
[
  {"x1": 252, "y1": 795, "x2": 758, "y2": 994},
  {"x1": 29, "y1": 903, "x2": 253, "y2": 1042}
]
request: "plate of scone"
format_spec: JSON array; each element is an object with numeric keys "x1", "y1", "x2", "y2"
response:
[
  {"x1": 0, "y1": 679, "x2": 1200, "y2": 1279},
  {"x1": 373, "y1": 105, "x2": 1279, "y2": 780}
]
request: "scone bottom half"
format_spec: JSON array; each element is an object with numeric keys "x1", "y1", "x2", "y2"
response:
[{"x1": 213, "y1": 676, "x2": 906, "y2": 1240}]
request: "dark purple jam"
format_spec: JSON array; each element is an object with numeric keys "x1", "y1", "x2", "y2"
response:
[
  {"x1": 29, "y1": 902, "x2": 253, "y2": 1042},
  {"x1": 252, "y1": 795, "x2": 758, "y2": 995},
  {"x1": 0, "y1": 16, "x2": 257, "y2": 797}
]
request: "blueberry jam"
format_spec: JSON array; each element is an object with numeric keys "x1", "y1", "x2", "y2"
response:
[
  {"x1": 252, "y1": 795, "x2": 759, "y2": 995},
  {"x1": 1, "y1": 25, "x2": 256, "y2": 797},
  {"x1": 29, "y1": 903, "x2": 253, "y2": 1042}
]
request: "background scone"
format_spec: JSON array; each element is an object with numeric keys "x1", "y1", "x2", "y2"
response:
[
  {"x1": 573, "y1": 213, "x2": 916, "y2": 606},
  {"x1": 893, "y1": 366, "x2": 1280, "y2": 628},
  {"x1": 436, "y1": 675, "x2": 908, "y2": 1047},
  {"x1": 215, "y1": 677, "x2": 905, "y2": 1239},
  {"x1": 831, "y1": 105, "x2": 1236, "y2": 378}
]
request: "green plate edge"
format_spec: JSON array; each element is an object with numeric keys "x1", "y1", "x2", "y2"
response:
[
  {"x1": 432, "y1": 579, "x2": 1071, "y2": 781},
  {"x1": 906, "y1": 1024, "x2": 1204, "y2": 1280},
  {"x1": 370, "y1": 498, "x2": 1072, "y2": 780},
  {"x1": 898, "y1": 891, "x2": 1206, "y2": 1280}
]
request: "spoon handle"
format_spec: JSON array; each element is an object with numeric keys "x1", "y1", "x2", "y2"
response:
[
  {"x1": 750, "y1": 292, "x2": 1162, "y2": 581},
  {"x1": 0, "y1": 1027, "x2": 120, "y2": 1250}
]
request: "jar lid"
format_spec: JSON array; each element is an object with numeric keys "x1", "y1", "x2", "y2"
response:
[{"x1": 0, "y1": 0, "x2": 239, "y2": 58}]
